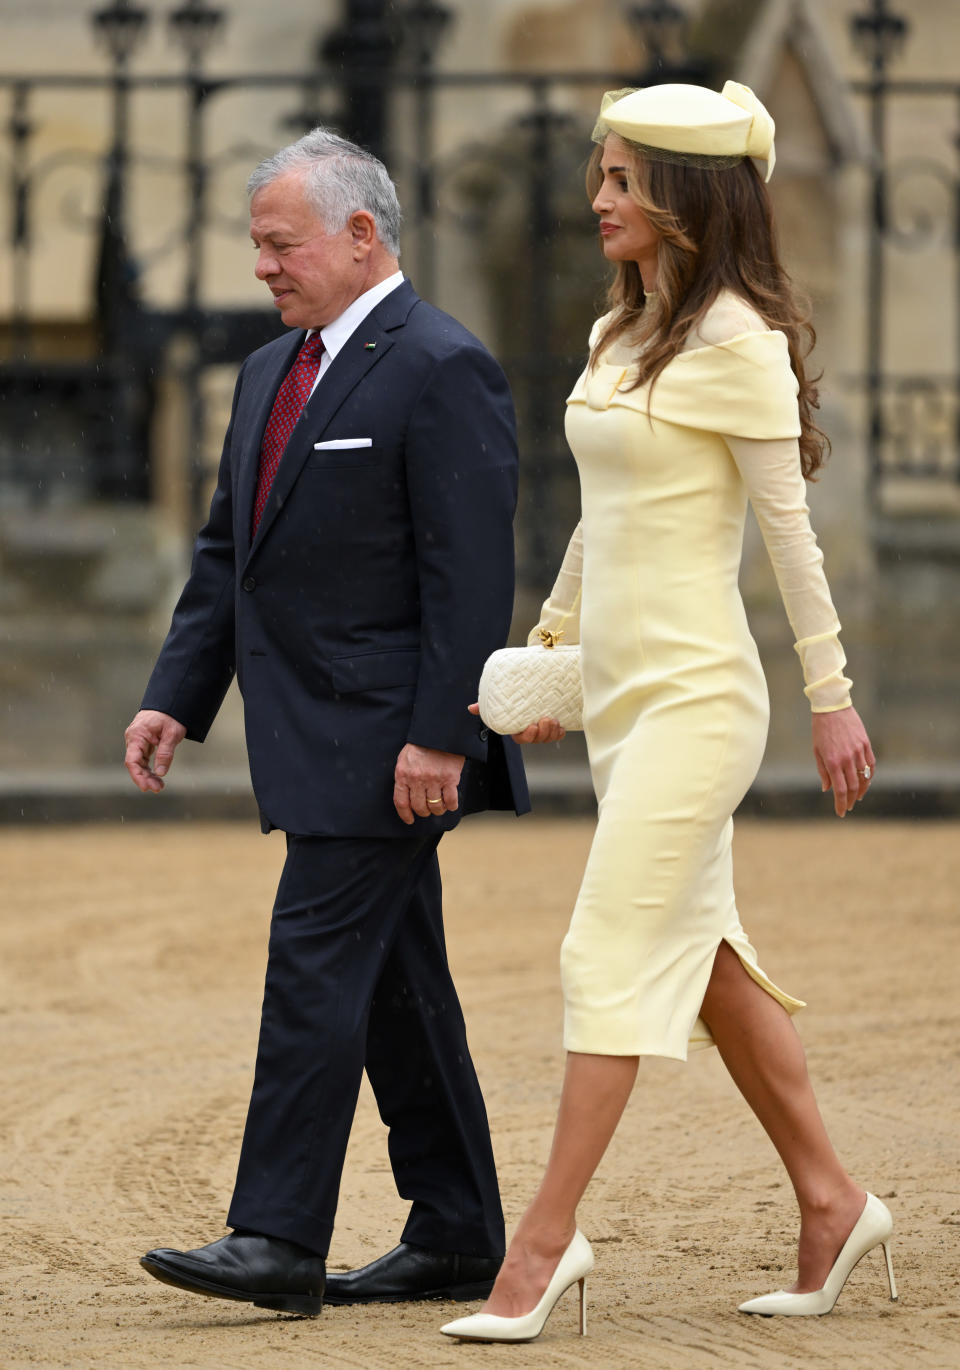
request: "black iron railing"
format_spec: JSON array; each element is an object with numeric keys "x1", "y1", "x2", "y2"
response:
[
  {"x1": 1, "y1": 0, "x2": 958, "y2": 584},
  {"x1": 850, "y1": 0, "x2": 960, "y2": 490}
]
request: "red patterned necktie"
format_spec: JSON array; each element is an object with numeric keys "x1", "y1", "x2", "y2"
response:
[{"x1": 251, "y1": 332, "x2": 326, "y2": 534}]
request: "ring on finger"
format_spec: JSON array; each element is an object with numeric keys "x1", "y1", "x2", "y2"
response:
[
  {"x1": 859, "y1": 764, "x2": 872, "y2": 780},
  {"x1": 427, "y1": 796, "x2": 444, "y2": 806}
]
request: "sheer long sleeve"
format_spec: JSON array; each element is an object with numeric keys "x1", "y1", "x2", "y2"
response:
[
  {"x1": 527, "y1": 521, "x2": 583, "y2": 646},
  {"x1": 723, "y1": 433, "x2": 852, "y2": 712}
]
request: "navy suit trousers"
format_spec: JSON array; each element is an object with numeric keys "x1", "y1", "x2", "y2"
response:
[{"x1": 226, "y1": 832, "x2": 505, "y2": 1259}]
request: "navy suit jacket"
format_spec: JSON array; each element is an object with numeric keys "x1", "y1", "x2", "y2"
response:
[{"x1": 142, "y1": 280, "x2": 529, "y2": 835}]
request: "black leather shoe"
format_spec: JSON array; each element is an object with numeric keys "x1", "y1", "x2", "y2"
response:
[
  {"x1": 140, "y1": 1232, "x2": 326, "y2": 1316},
  {"x1": 324, "y1": 1242, "x2": 501, "y2": 1305}
]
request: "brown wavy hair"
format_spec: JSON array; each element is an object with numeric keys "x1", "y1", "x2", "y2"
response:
[{"x1": 586, "y1": 141, "x2": 828, "y2": 478}]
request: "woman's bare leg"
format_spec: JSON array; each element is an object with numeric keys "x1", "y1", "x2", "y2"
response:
[
  {"x1": 483, "y1": 1051, "x2": 638, "y2": 1317},
  {"x1": 700, "y1": 941, "x2": 865, "y2": 1292},
  {"x1": 486, "y1": 941, "x2": 865, "y2": 1316}
]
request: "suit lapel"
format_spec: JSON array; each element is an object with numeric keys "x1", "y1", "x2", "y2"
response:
[{"x1": 245, "y1": 281, "x2": 419, "y2": 564}]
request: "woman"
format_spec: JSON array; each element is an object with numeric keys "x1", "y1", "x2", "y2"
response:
[{"x1": 442, "y1": 82, "x2": 897, "y2": 1344}]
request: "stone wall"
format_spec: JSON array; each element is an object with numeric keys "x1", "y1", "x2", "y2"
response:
[{"x1": 1, "y1": 0, "x2": 957, "y2": 800}]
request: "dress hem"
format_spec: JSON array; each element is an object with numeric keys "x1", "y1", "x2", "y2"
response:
[{"x1": 562, "y1": 937, "x2": 805, "y2": 1062}]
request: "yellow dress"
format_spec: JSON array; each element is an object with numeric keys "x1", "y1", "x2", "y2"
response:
[{"x1": 534, "y1": 293, "x2": 852, "y2": 1060}]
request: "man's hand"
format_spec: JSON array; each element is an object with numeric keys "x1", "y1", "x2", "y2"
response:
[
  {"x1": 393, "y1": 743, "x2": 465, "y2": 825},
  {"x1": 124, "y1": 710, "x2": 187, "y2": 793}
]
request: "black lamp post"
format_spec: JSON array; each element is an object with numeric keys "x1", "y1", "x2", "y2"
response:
[
  {"x1": 518, "y1": 82, "x2": 575, "y2": 585},
  {"x1": 625, "y1": 1, "x2": 689, "y2": 81},
  {"x1": 92, "y1": 0, "x2": 151, "y2": 62},
  {"x1": 849, "y1": 0, "x2": 910, "y2": 494},
  {"x1": 851, "y1": 0, "x2": 909, "y2": 77},
  {"x1": 168, "y1": 0, "x2": 227, "y2": 530},
  {"x1": 8, "y1": 82, "x2": 34, "y2": 358},
  {"x1": 168, "y1": 0, "x2": 225, "y2": 65},
  {"x1": 402, "y1": 0, "x2": 452, "y2": 68},
  {"x1": 90, "y1": 0, "x2": 151, "y2": 353},
  {"x1": 322, "y1": 0, "x2": 400, "y2": 165},
  {"x1": 284, "y1": 30, "x2": 336, "y2": 136},
  {"x1": 168, "y1": 0, "x2": 226, "y2": 312},
  {"x1": 401, "y1": 0, "x2": 452, "y2": 299}
]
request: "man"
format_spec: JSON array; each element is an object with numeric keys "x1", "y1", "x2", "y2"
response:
[{"x1": 124, "y1": 128, "x2": 527, "y2": 1317}]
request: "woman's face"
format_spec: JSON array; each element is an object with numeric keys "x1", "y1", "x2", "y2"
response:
[{"x1": 592, "y1": 135, "x2": 660, "y2": 278}]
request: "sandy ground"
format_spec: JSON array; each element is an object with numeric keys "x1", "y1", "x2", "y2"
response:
[{"x1": 2, "y1": 816, "x2": 959, "y2": 1370}]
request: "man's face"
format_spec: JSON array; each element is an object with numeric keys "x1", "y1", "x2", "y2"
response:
[{"x1": 249, "y1": 171, "x2": 360, "y2": 329}]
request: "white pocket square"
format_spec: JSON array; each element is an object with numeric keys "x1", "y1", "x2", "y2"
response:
[{"x1": 313, "y1": 437, "x2": 373, "y2": 450}]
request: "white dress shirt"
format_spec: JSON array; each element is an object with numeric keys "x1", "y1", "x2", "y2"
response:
[{"x1": 306, "y1": 270, "x2": 405, "y2": 398}]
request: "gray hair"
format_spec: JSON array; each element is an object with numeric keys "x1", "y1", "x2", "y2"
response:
[{"x1": 247, "y1": 128, "x2": 402, "y2": 256}]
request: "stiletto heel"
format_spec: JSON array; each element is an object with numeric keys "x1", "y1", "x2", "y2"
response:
[
  {"x1": 882, "y1": 1239, "x2": 898, "y2": 1301},
  {"x1": 738, "y1": 1192, "x2": 897, "y2": 1317},
  {"x1": 440, "y1": 1230, "x2": 594, "y2": 1343}
]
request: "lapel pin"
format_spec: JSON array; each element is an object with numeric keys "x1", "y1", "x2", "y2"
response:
[{"x1": 364, "y1": 341, "x2": 377, "y2": 350}]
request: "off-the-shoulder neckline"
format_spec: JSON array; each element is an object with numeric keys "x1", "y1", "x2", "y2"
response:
[
  {"x1": 591, "y1": 327, "x2": 786, "y2": 369},
  {"x1": 593, "y1": 291, "x2": 777, "y2": 352}
]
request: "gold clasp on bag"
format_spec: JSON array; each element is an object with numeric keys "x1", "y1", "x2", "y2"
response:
[{"x1": 538, "y1": 627, "x2": 565, "y2": 650}]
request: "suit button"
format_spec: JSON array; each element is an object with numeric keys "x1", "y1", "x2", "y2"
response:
[
  {"x1": 242, "y1": 576, "x2": 256, "y2": 592},
  {"x1": 479, "y1": 727, "x2": 489, "y2": 741}
]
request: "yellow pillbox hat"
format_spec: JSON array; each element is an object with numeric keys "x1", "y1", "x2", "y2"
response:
[{"x1": 594, "y1": 81, "x2": 776, "y2": 182}]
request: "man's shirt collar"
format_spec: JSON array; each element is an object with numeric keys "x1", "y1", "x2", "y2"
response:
[{"x1": 307, "y1": 271, "x2": 405, "y2": 360}]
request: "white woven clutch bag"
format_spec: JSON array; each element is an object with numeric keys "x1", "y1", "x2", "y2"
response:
[{"x1": 478, "y1": 633, "x2": 583, "y2": 734}]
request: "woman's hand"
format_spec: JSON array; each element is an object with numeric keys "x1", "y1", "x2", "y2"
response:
[
  {"x1": 510, "y1": 717, "x2": 566, "y2": 744},
  {"x1": 468, "y1": 703, "x2": 565, "y2": 745},
  {"x1": 811, "y1": 706, "x2": 876, "y2": 817}
]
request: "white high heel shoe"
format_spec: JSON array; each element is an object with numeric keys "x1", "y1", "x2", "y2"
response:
[
  {"x1": 440, "y1": 1229, "x2": 593, "y2": 1343},
  {"x1": 738, "y1": 1192, "x2": 898, "y2": 1316}
]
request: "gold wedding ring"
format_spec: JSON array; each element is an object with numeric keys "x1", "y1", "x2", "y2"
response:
[{"x1": 427, "y1": 796, "x2": 444, "y2": 805}]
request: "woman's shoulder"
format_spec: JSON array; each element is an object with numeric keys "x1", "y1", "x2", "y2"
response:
[
  {"x1": 587, "y1": 310, "x2": 647, "y2": 369},
  {"x1": 685, "y1": 290, "x2": 770, "y2": 351},
  {"x1": 587, "y1": 310, "x2": 617, "y2": 350}
]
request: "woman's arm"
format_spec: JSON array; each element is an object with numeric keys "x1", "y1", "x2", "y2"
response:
[
  {"x1": 527, "y1": 521, "x2": 583, "y2": 647},
  {"x1": 490, "y1": 521, "x2": 585, "y2": 746},
  {"x1": 725, "y1": 432, "x2": 874, "y2": 815}
]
